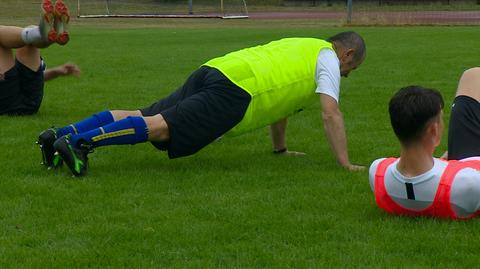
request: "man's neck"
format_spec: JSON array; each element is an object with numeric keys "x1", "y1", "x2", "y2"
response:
[
  {"x1": 332, "y1": 41, "x2": 342, "y2": 58},
  {"x1": 397, "y1": 145, "x2": 435, "y2": 178}
]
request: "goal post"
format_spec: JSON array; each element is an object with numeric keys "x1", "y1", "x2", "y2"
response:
[{"x1": 77, "y1": 0, "x2": 248, "y2": 19}]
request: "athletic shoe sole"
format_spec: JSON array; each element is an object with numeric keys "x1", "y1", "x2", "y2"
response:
[
  {"x1": 54, "y1": 0, "x2": 70, "y2": 45},
  {"x1": 40, "y1": 0, "x2": 56, "y2": 43}
]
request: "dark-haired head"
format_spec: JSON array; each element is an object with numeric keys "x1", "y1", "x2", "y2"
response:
[{"x1": 389, "y1": 86, "x2": 444, "y2": 146}]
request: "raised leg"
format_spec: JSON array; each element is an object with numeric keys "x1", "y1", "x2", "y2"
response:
[
  {"x1": 15, "y1": 45, "x2": 41, "y2": 72},
  {"x1": 456, "y1": 67, "x2": 480, "y2": 101},
  {"x1": 0, "y1": 25, "x2": 48, "y2": 74},
  {"x1": 0, "y1": 26, "x2": 30, "y2": 49},
  {"x1": 448, "y1": 67, "x2": 480, "y2": 160},
  {"x1": 0, "y1": 43, "x2": 15, "y2": 75}
]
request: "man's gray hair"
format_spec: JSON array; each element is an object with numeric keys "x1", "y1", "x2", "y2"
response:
[{"x1": 327, "y1": 31, "x2": 366, "y2": 64}]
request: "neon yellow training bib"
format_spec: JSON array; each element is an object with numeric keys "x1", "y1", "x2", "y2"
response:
[{"x1": 204, "y1": 38, "x2": 334, "y2": 136}]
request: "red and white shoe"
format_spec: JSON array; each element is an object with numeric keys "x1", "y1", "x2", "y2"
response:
[
  {"x1": 54, "y1": 0, "x2": 70, "y2": 45},
  {"x1": 39, "y1": 0, "x2": 56, "y2": 43}
]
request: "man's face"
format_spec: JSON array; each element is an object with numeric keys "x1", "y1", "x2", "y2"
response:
[
  {"x1": 340, "y1": 61, "x2": 357, "y2": 78},
  {"x1": 339, "y1": 49, "x2": 363, "y2": 78}
]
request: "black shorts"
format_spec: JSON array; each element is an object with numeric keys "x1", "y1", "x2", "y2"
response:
[
  {"x1": 0, "y1": 59, "x2": 45, "y2": 115},
  {"x1": 448, "y1": 95, "x2": 480, "y2": 160},
  {"x1": 140, "y1": 66, "x2": 251, "y2": 159}
]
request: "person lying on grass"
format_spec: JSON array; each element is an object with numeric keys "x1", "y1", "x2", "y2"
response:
[{"x1": 370, "y1": 68, "x2": 480, "y2": 220}]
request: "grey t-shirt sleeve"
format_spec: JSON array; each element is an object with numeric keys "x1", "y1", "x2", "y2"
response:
[{"x1": 450, "y1": 168, "x2": 480, "y2": 217}]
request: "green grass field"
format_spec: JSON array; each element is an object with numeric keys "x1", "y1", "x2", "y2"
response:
[{"x1": 1, "y1": 6, "x2": 480, "y2": 267}]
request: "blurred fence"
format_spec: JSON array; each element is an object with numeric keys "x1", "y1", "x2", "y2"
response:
[
  {"x1": 248, "y1": 0, "x2": 480, "y2": 24},
  {"x1": 0, "y1": 0, "x2": 478, "y2": 25},
  {"x1": 351, "y1": 0, "x2": 480, "y2": 25}
]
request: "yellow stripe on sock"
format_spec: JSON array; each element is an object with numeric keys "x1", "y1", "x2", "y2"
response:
[{"x1": 92, "y1": 128, "x2": 135, "y2": 142}]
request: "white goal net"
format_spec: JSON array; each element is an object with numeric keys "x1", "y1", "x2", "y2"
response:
[{"x1": 77, "y1": 0, "x2": 249, "y2": 18}]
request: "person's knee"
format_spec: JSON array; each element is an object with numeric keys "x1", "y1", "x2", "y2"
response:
[
  {"x1": 144, "y1": 114, "x2": 170, "y2": 141},
  {"x1": 457, "y1": 67, "x2": 480, "y2": 100},
  {"x1": 462, "y1": 67, "x2": 480, "y2": 78}
]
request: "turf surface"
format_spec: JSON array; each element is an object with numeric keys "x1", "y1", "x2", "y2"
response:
[{"x1": 0, "y1": 12, "x2": 480, "y2": 268}]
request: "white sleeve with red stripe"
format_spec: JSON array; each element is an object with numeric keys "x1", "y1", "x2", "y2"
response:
[
  {"x1": 451, "y1": 167, "x2": 480, "y2": 217},
  {"x1": 368, "y1": 158, "x2": 386, "y2": 192}
]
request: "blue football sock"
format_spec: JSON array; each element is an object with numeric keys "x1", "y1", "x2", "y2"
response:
[
  {"x1": 57, "y1": 111, "x2": 114, "y2": 137},
  {"x1": 70, "y1": 116, "x2": 149, "y2": 148}
]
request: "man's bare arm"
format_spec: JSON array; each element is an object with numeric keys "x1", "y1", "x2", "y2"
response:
[
  {"x1": 270, "y1": 118, "x2": 305, "y2": 156},
  {"x1": 320, "y1": 93, "x2": 364, "y2": 171},
  {"x1": 44, "y1": 63, "x2": 80, "y2": 81}
]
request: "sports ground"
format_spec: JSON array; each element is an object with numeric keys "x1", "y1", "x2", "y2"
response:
[{"x1": 1, "y1": 1, "x2": 480, "y2": 267}]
